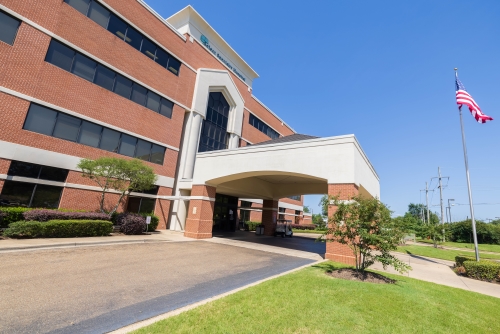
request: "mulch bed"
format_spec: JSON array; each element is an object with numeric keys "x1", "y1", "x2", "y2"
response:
[{"x1": 327, "y1": 268, "x2": 396, "y2": 284}]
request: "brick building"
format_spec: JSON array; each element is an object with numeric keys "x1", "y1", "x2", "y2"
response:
[{"x1": 0, "y1": 1, "x2": 379, "y2": 262}]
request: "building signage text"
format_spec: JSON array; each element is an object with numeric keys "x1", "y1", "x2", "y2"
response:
[{"x1": 200, "y1": 35, "x2": 246, "y2": 82}]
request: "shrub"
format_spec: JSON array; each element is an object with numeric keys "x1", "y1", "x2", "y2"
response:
[
  {"x1": 455, "y1": 255, "x2": 475, "y2": 267},
  {"x1": 140, "y1": 213, "x2": 159, "y2": 231},
  {"x1": 3, "y1": 220, "x2": 112, "y2": 238},
  {"x1": 463, "y1": 260, "x2": 500, "y2": 282},
  {"x1": 291, "y1": 224, "x2": 317, "y2": 230},
  {"x1": 0, "y1": 207, "x2": 32, "y2": 228},
  {"x1": 23, "y1": 209, "x2": 110, "y2": 222},
  {"x1": 3, "y1": 221, "x2": 44, "y2": 238},
  {"x1": 244, "y1": 221, "x2": 261, "y2": 231},
  {"x1": 42, "y1": 220, "x2": 112, "y2": 237},
  {"x1": 116, "y1": 213, "x2": 146, "y2": 235}
]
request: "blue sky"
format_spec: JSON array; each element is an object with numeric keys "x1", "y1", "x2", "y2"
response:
[{"x1": 146, "y1": 0, "x2": 500, "y2": 222}]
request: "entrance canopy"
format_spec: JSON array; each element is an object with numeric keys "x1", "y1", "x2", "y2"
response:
[{"x1": 192, "y1": 134, "x2": 380, "y2": 199}]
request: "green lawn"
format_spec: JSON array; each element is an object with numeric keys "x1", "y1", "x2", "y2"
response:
[
  {"x1": 397, "y1": 245, "x2": 500, "y2": 262},
  {"x1": 134, "y1": 262, "x2": 500, "y2": 334},
  {"x1": 417, "y1": 239, "x2": 500, "y2": 253}
]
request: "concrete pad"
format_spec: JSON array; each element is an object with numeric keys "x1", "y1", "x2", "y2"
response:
[{"x1": 370, "y1": 252, "x2": 500, "y2": 298}]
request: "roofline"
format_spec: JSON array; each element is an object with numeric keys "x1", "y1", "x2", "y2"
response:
[
  {"x1": 166, "y1": 5, "x2": 259, "y2": 79},
  {"x1": 135, "y1": 0, "x2": 187, "y2": 41}
]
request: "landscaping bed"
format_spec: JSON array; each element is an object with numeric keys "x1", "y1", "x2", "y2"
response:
[{"x1": 326, "y1": 268, "x2": 395, "y2": 284}]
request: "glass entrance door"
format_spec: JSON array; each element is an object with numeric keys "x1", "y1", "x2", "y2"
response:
[{"x1": 213, "y1": 194, "x2": 238, "y2": 232}]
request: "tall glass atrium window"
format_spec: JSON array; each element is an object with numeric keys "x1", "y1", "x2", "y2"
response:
[{"x1": 198, "y1": 92, "x2": 230, "y2": 153}]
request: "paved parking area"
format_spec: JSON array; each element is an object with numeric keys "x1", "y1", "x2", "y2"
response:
[{"x1": 0, "y1": 241, "x2": 314, "y2": 334}]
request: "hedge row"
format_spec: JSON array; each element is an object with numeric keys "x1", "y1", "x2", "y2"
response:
[
  {"x1": 23, "y1": 209, "x2": 110, "y2": 222},
  {"x1": 291, "y1": 224, "x2": 317, "y2": 230},
  {"x1": 455, "y1": 256, "x2": 500, "y2": 282},
  {"x1": 0, "y1": 207, "x2": 31, "y2": 228},
  {"x1": 3, "y1": 220, "x2": 112, "y2": 238}
]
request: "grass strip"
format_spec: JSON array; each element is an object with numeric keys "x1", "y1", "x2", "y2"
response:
[{"x1": 134, "y1": 261, "x2": 500, "y2": 334}]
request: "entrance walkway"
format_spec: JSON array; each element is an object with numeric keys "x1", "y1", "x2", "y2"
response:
[
  {"x1": 371, "y1": 252, "x2": 500, "y2": 299},
  {"x1": 208, "y1": 230, "x2": 325, "y2": 261}
]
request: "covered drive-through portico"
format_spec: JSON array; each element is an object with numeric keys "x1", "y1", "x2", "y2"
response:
[{"x1": 183, "y1": 134, "x2": 380, "y2": 265}]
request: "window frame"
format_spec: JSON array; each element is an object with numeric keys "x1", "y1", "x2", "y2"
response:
[{"x1": 0, "y1": 10, "x2": 22, "y2": 46}]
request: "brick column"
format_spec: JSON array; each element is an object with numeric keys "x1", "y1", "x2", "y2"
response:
[
  {"x1": 262, "y1": 199, "x2": 278, "y2": 236},
  {"x1": 184, "y1": 185, "x2": 216, "y2": 239},
  {"x1": 325, "y1": 183, "x2": 359, "y2": 265}
]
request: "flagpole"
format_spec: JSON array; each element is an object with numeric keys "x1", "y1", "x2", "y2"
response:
[{"x1": 455, "y1": 68, "x2": 480, "y2": 262}]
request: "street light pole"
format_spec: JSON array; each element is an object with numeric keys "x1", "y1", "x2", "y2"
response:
[{"x1": 448, "y1": 199, "x2": 454, "y2": 224}]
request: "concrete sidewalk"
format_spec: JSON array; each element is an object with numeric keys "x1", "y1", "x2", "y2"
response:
[
  {"x1": 0, "y1": 230, "x2": 192, "y2": 252},
  {"x1": 371, "y1": 252, "x2": 500, "y2": 298}
]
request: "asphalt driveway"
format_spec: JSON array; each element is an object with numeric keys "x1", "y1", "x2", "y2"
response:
[{"x1": 0, "y1": 241, "x2": 314, "y2": 333}]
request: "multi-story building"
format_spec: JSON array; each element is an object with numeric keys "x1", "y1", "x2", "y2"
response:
[{"x1": 0, "y1": 1, "x2": 379, "y2": 262}]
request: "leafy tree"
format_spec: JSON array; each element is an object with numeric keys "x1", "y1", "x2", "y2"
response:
[
  {"x1": 319, "y1": 195, "x2": 329, "y2": 217},
  {"x1": 323, "y1": 195, "x2": 411, "y2": 274},
  {"x1": 77, "y1": 157, "x2": 157, "y2": 215},
  {"x1": 303, "y1": 206, "x2": 311, "y2": 213},
  {"x1": 312, "y1": 213, "x2": 326, "y2": 229}
]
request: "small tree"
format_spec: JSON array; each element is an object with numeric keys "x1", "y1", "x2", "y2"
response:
[
  {"x1": 323, "y1": 195, "x2": 411, "y2": 274},
  {"x1": 303, "y1": 206, "x2": 311, "y2": 213},
  {"x1": 77, "y1": 157, "x2": 157, "y2": 215}
]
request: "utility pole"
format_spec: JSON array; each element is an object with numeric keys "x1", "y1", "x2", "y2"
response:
[
  {"x1": 448, "y1": 199, "x2": 454, "y2": 224},
  {"x1": 432, "y1": 167, "x2": 449, "y2": 242},
  {"x1": 426, "y1": 182, "x2": 430, "y2": 225}
]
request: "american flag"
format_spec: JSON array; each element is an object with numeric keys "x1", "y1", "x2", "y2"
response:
[{"x1": 455, "y1": 76, "x2": 493, "y2": 123}]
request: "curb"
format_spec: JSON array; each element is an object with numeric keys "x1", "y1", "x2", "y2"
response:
[
  {"x1": 0, "y1": 239, "x2": 173, "y2": 253},
  {"x1": 109, "y1": 258, "x2": 328, "y2": 334}
]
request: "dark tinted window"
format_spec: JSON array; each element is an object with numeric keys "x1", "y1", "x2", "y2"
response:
[
  {"x1": 8, "y1": 161, "x2": 41, "y2": 179},
  {"x1": 155, "y1": 48, "x2": 169, "y2": 68},
  {"x1": 65, "y1": 0, "x2": 90, "y2": 15},
  {"x1": 94, "y1": 64, "x2": 115, "y2": 90},
  {"x1": 23, "y1": 104, "x2": 57, "y2": 136},
  {"x1": 119, "y1": 134, "x2": 137, "y2": 157},
  {"x1": 199, "y1": 92, "x2": 229, "y2": 152},
  {"x1": 249, "y1": 114, "x2": 280, "y2": 140},
  {"x1": 52, "y1": 113, "x2": 81, "y2": 141},
  {"x1": 140, "y1": 198, "x2": 155, "y2": 213},
  {"x1": 71, "y1": 53, "x2": 96, "y2": 82},
  {"x1": 135, "y1": 140, "x2": 151, "y2": 161},
  {"x1": 45, "y1": 40, "x2": 75, "y2": 72},
  {"x1": 125, "y1": 26, "x2": 142, "y2": 50},
  {"x1": 130, "y1": 83, "x2": 147, "y2": 106},
  {"x1": 167, "y1": 57, "x2": 181, "y2": 75},
  {"x1": 141, "y1": 38, "x2": 156, "y2": 60},
  {"x1": 0, "y1": 181, "x2": 35, "y2": 207},
  {"x1": 159, "y1": 99, "x2": 173, "y2": 118},
  {"x1": 30, "y1": 184, "x2": 62, "y2": 208},
  {"x1": 146, "y1": 91, "x2": 161, "y2": 113},
  {"x1": 150, "y1": 144, "x2": 165, "y2": 165},
  {"x1": 78, "y1": 121, "x2": 102, "y2": 147},
  {"x1": 64, "y1": 0, "x2": 181, "y2": 76},
  {"x1": 113, "y1": 74, "x2": 132, "y2": 99},
  {"x1": 126, "y1": 197, "x2": 141, "y2": 213},
  {"x1": 100, "y1": 128, "x2": 120, "y2": 152},
  {"x1": 0, "y1": 10, "x2": 21, "y2": 46},
  {"x1": 107, "y1": 13, "x2": 127, "y2": 40},
  {"x1": 39, "y1": 166, "x2": 69, "y2": 182},
  {"x1": 87, "y1": 0, "x2": 110, "y2": 28},
  {"x1": 23, "y1": 103, "x2": 166, "y2": 164}
]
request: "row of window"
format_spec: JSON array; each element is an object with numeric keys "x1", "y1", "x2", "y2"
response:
[
  {"x1": 8, "y1": 160, "x2": 69, "y2": 183},
  {"x1": 45, "y1": 39, "x2": 174, "y2": 118},
  {"x1": 0, "y1": 180, "x2": 63, "y2": 208},
  {"x1": 23, "y1": 103, "x2": 166, "y2": 165},
  {"x1": 0, "y1": 179, "x2": 156, "y2": 212},
  {"x1": 64, "y1": 0, "x2": 181, "y2": 75},
  {"x1": 287, "y1": 195, "x2": 301, "y2": 201},
  {"x1": 0, "y1": 10, "x2": 20, "y2": 46},
  {"x1": 249, "y1": 114, "x2": 280, "y2": 140}
]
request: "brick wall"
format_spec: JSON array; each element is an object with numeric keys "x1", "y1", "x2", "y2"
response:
[{"x1": 184, "y1": 185, "x2": 215, "y2": 239}]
